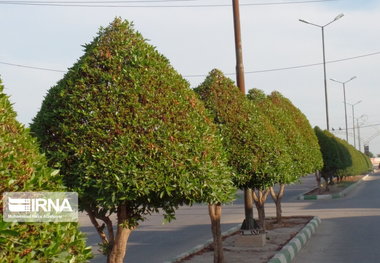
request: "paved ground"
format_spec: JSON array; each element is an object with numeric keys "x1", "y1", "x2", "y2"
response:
[
  {"x1": 80, "y1": 172, "x2": 380, "y2": 263},
  {"x1": 79, "y1": 174, "x2": 318, "y2": 263},
  {"x1": 294, "y1": 171, "x2": 380, "y2": 263}
]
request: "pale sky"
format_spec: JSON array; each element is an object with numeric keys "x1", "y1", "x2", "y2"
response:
[{"x1": 1, "y1": 0, "x2": 379, "y2": 155}]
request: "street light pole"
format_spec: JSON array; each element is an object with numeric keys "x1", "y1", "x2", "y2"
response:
[
  {"x1": 347, "y1": 100, "x2": 362, "y2": 149},
  {"x1": 299, "y1": 14, "x2": 344, "y2": 131},
  {"x1": 321, "y1": 27, "x2": 329, "y2": 131},
  {"x1": 330, "y1": 76, "x2": 356, "y2": 143},
  {"x1": 357, "y1": 118, "x2": 361, "y2": 152}
]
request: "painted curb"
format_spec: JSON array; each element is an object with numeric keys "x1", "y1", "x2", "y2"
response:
[
  {"x1": 298, "y1": 174, "x2": 369, "y2": 200},
  {"x1": 268, "y1": 216, "x2": 321, "y2": 263},
  {"x1": 163, "y1": 224, "x2": 241, "y2": 263}
]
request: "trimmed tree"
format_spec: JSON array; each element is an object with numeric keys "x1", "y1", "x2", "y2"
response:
[
  {"x1": 31, "y1": 19, "x2": 235, "y2": 263},
  {"x1": 268, "y1": 91, "x2": 323, "y2": 222},
  {"x1": 0, "y1": 78, "x2": 92, "y2": 262},
  {"x1": 315, "y1": 127, "x2": 372, "y2": 188},
  {"x1": 195, "y1": 70, "x2": 291, "y2": 231},
  {"x1": 248, "y1": 90, "x2": 323, "y2": 223},
  {"x1": 314, "y1": 127, "x2": 350, "y2": 190}
]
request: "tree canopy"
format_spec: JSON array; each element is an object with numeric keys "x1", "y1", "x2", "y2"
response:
[
  {"x1": 0, "y1": 78, "x2": 91, "y2": 262},
  {"x1": 195, "y1": 69, "x2": 291, "y2": 190},
  {"x1": 31, "y1": 18, "x2": 234, "y2": 226},
  {"x1": 314, "y1": 127, "x2": 371, "y2": 178}
]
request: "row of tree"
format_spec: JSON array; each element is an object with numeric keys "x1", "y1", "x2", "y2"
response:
[
  {"x1": 314, "y1": 127, "x2": 372, "y2": 190},
  {"x1": 28, "y1": 18, "x2": 324, "y2": 263},
  {"x1": 0, "y1": 18, "x2": 372, "y2": 263}
]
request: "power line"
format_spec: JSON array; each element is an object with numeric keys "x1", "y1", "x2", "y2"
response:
[
  {"x1": 1, "y1": 51, "x2": 379, "y2": 76},
  {"x1": 0, "y1": 61, "x2": 66, "y2": 72},
  {"x1": 333, "y1": 123, "x2": 380, "y2": 131},
  {"x1": 0, "y1": 0, "x2": 198, "y2": 3},
  {"x1": 0, "y1": 0, "x2": 337, "y2": 8},
  {"x1": 184, "y1": 51, "x2": 380, "y2": 77}
]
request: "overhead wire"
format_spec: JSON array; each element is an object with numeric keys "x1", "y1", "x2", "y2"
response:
[
  {"x1": 1, "y1": 51, "x2": 380, "y2": 76},
  {"x1": 0, "y1": 0, "x2": 338, "y2": 7}
]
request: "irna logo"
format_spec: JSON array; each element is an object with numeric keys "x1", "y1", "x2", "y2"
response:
[
  {"x1": 3, "y1": 192, "x2": 78, "y2": 222},
  {"x1": 8, "y1": 197, "x2": 73, "y2": 213}
]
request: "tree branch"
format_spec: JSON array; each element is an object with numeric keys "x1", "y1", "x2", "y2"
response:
[{"x1": 86, "y1": 208, "x2": 109, "y2": 245}]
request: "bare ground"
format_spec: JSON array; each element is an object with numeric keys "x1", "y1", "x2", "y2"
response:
[{"x1": 179, "y1": 216, "x2": 312, "y2": 263}]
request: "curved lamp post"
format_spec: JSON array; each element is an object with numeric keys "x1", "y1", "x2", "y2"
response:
[
  {"x1": 299, "y1": 14, "x2": 344, "y2": 131},
  {"x1": 330, "y1": 76, "x2": 357, "y2": 142}
]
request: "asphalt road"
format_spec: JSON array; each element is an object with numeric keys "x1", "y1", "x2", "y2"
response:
[
  {"x1": 295, "y1": 171, "x2": 380, "y2": 263},
  {"x1": 79, "y1": 174, "x2": 317, "y2": 263}
]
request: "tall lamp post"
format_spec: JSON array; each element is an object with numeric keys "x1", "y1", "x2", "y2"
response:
[
  {"x1": 299, "y1": 14, "x2": 344, "y2": 131},
  {"x1": 347, "y1": 100, "x2": 362, "y2": 149},
  {"x1": 330, "y1": 76, "x2": 356, "y2": 142}
]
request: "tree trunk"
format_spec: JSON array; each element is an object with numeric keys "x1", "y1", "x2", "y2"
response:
[
  {"x1": 315, "y1": 171, "x2": 322, "y2": 194},
  {"x1": 252, "y1": 189, "x2": 269, "y2": 231},
  {"x1": 208, "y1": 203, "x2": 224, "y2": 263},
  {"x1": 241, "y1": 188, "x2": 256, "y2": 230},
  {"x1": 269, "y1": 184, "x2": 285, "y2": 224},
  {"x1": 107, "y1": 204, "x2": 134, "y2": 263}
]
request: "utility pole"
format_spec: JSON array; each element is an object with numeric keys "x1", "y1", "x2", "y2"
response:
[
  {"x1": 232, "y1": 0, "x2": 256, "y2": 232},
  {"x1": 232, "y1": 0, "x2": 245, "y2": 94}
]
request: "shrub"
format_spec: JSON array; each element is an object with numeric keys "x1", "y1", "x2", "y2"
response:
[
  {"x1": 31, "y1": 19, "x2": 234, "y2": 263},
  {"x1": 195, "y1": 70, "x2": 291, "y2": 230},
  {"x1": 314, "y1": 127, "x2": 371, "y2": 184},
  {"x1": 0, "y1": 78, "x2": 91, "y2": 262},
  {"x1": 248, "y1": 89, "x2": 322, "y2": 222}
]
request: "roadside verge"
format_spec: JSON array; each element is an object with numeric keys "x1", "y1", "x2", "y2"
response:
[
  {"x1": 298, "y1": 174, "x2": 369, "y2": 200},
  {"x1": 268, "y1": 216, "x2": 321, "y2": 263}
]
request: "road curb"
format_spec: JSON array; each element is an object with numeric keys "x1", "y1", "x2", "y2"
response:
[
  {"x1": 298, "y1": 174, "x2": 369, "y2": 200},
  {"x1": 268, "y1": 216, "x2": 321, "y2": 263},
  {"x1": 165, "y1": 216, "x2": 321, "y2": 263},
  {"x1": 164, "y1": 224, "x2": 241, "y2": 263}
]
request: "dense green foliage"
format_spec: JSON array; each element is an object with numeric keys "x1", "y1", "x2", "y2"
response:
[
  {"x1": 247, "y1": 89, "x2": 297, "y2": 184},
  {"x1": 248, "y1": 89, "x2": 323, "y2": 183},
  {"x1": 314, "y1": 127, "x2": 371, "y2": 178},
  {"x1": 195, "y1": 70, "x2": 290, "y2": 190},
  {"x1": 248, "y1": 89, "x2": 323, "y2": 223},
  {"x1": 0, "y1": 79, "x2": 91, "y2": 262},
  {"x1": 31, "y1": 19, "x2": 235, "y2": 228},
  {"x1": 268, "y1": 91, "x2": 323, "y2": 180}
]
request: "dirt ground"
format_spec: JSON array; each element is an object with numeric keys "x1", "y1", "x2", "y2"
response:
[
  {"x1": 179, "y1": 216, "x2": 312, "y2": 263},
  {"x1": 305, "y1": 175, "x2": 364, "y2": 196}
]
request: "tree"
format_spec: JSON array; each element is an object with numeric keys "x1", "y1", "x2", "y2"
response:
[
  {"x1": 31, "y1": 19, "x2": 234, "y2": 263},
  {"x1": 314, "y1": 127, "x2": 372, "y2": 187},
  {"x1": 248, "y1": 90, "x2": 323, "y2": 223},
  {"x1": 0, "y1": 78, "x2": 92, "y2": 262},
  {"x1": 314, "y1": 127, "x2": 350, "y2": 189},
  {"x1": 195, "y1": 70, "x2": 290, "y2": 231}
]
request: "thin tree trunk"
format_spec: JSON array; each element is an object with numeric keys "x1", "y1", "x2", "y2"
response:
[
  {"x1": 241, "y1": 188, "x2": 256, "y2": 230},
  {"x1": 269, "y1": 184, "x2": 285, "y2": 224},
  {"x1": 208, "y1": 203, "x2": 224, "y2": 263},
  {"x1": 315, "y1": 171, "x2": 322, "y2": 194},
  {"x1": 107, "y1": 204, "x2": 134, "y2": 263},
  {"x1": 252, "y1": 189, "x2": 269, "y2": 231}
]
